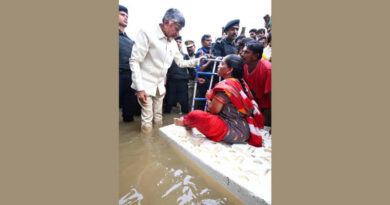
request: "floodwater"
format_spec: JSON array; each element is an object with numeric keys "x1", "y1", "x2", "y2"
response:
[{"x1": 119, "y1": 106, "x2": 244, "y2": 205}]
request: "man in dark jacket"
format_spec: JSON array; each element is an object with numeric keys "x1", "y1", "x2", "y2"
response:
[
  {"x1": 164, "y1": 36, "x2": 191, "y2": 114},
  {"x1": 212, "y1": 19, "x2": 239, "y2": 57},
  {"x1": 119, "y1": 5, "x2": 139, "y2": 122}
]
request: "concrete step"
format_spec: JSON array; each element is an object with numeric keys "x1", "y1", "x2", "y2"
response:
[{"x1": 159, "y1": 124, "x2": 272, "y2": 205}]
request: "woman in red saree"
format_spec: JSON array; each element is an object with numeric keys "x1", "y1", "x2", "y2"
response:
[{"x1": 174, "y1": 54, "x2": 264, "y2": 147}]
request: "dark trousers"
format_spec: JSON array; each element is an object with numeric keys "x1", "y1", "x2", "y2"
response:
[
  {"x1": 164, "y1": 78, "x2": 189, "y2": 113},
  {"x1": 119, "y1": 71, "x2": 140, "y2": 121},
  {"x1": 261, "y1": 107, "x2": 271, "y2": 127},
  {"x1": 194, "y1": 82, "x2": 208, "y2": 110}
]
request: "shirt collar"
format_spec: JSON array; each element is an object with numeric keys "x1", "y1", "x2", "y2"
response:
[
  {"x1": 119, "y1": 29, "x2": 126, "y2": 36},
  {"x1": 223, "y1": 38, "x2": 235, "y2": 46},
  {"x1": 157, "y1": 24, "x2": 167, "y2": 40},
  {"x1": 201, "y1": 47, "x2": 210, "y2": 53}
]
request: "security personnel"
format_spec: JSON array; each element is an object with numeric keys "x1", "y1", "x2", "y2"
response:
[
  {"x1": 164, "y1": 36, "x2": 191, "y2": 114},
  {"x1": 203, "y1": 19, "x2": 239, "y2": 106},
  {"x1": 119, "y1": 5, "x2": 139, "y2": 122},
  {"x1": 212, "y1": 19, "x2": 240, "y2": 57}
]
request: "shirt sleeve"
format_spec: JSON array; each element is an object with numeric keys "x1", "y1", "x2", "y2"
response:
[
  {"x1": 129, "y1": 38, "x2": 134, "y2": 56},
  {"x1": 195, "y1": 49, "x2": 207, "y2": 67},
  {"x1": 173, "y1": 46, "x2": 197, "y2": 68},
  {"x1": 195, "y1": 50, "x2": 202, "y2": 58},
  {"x1": 129, "y1": 29, "x2": 149, "y2": 91}
]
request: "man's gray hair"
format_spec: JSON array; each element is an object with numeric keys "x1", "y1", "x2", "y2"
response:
[{"x1": 162, "y1": 8, "x2": 185, "y2": 28}]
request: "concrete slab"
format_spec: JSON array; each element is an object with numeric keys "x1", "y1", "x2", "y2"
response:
[{"x1": 159, "y1": 124, "x2": 272, "y2": 205}]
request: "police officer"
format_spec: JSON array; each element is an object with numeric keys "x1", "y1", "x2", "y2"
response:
[
  {"x1": 212, "y1": 19, "x2": 240, "y2": 57},
  {"x1": 198, "y1": 20, "x2": 239, "y2": 109},
  {"x1": 119, "y1": 5, "x2": 139, "y2": 122}
]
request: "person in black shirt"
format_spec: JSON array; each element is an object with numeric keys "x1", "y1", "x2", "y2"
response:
[
  {"x1": 164, "y1": 36, "x2": 191, "y2": 114},
  {"x1": 195, "y1": 20, "x2": 239, "y2": 111},
  {"x1": 119, "y1": 5, "x2": 140, "y2": 122},
  {"x1": 212, "y1": 19, "x2": 239, "y2": 57}
]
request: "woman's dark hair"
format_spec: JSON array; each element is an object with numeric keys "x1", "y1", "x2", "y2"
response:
[
  {"x1": 225, "y1": 54, "x2": 244, "y2": 79},
  {"x1": 224, "y1": 54, "x2": 252, "y2": 97}
]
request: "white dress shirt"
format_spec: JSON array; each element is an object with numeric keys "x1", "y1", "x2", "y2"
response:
[{"x1": 130, "y1": 24, "x2": 198, "y2": 96}]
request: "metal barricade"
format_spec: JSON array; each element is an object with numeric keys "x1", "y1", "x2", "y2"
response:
[{"x1": 191, "y1": 57, "x2": 223, "y2": 111}]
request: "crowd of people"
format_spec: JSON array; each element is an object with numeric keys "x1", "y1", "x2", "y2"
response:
[{"x1": 119, "y1": 5, "x2": 272, "y2": 146}]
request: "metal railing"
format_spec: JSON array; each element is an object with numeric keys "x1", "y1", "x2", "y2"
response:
[{"x1": 191, "y1": 57, "x2": 223, "y2": 111}]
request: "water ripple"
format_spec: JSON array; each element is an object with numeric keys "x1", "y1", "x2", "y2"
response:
[{"x1": 119, "y1": 187, "x2": 143, "y2": 205}]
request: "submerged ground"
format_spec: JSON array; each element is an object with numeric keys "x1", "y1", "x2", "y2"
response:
[{"x1": 119, "y1": 106, "x2": 244, "y2": 204}]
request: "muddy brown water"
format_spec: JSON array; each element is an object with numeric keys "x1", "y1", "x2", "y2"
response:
[{"x1": 119, "y1": 106, "x2": 244, "y2": 205}]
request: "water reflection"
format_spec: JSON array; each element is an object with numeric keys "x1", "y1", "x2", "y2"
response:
[
  {"x1": 119, "y1": 106, "x2": 243, "y2": 204},
  {"x1": 119, "y1": 187, "x2": 143, "y2": 205}
]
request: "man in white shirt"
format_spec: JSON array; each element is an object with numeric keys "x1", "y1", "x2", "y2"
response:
[{"x1": 130, "y1": 8, "x2": 203, "y2": 134}]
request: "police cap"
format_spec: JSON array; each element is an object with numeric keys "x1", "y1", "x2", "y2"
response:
[
  {"x1": 224, "y1": 19, "x2": 240, "y2": 32},
  {"x1": 119, "y1": 5, "x2": 128, "y2": 14}
]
